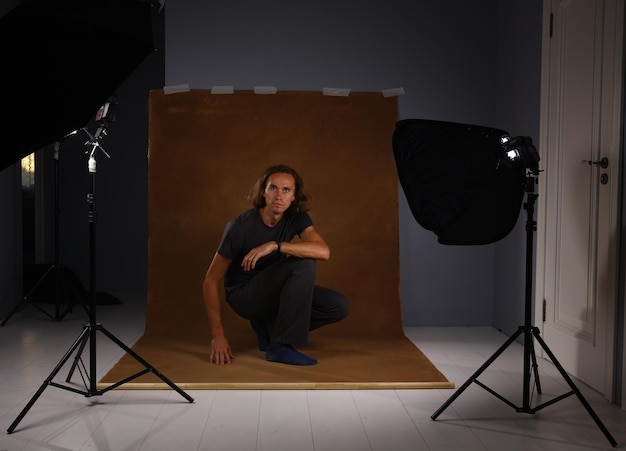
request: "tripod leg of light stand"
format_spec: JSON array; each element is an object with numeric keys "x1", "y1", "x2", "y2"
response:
[
  {"x1": 62, "y1": 323, "x2": 194, "y2": 401},
  {"x1": 0, "y1": 303, "x2": 24, "y2": 326},
  {"x1": 531, "y1": 328, "x2": 617, "y2": 447},
  {"x1": 0, "y1": 298, "x2": 49, "y2": 327},
  {"x1": 65, "y1": 330, "x2": 90, "y2": 382},
  {"x1": 1, "y1": 264, "x2": 78, "y2": 326},
  {"x1": 529, "y1": 336, "x2": 542, "y2": 395},
  {"x1": 1, "y1": 266, "x2": 57, "y2": 326},
  {"x1": 431, "y1": 327, "x2": 523, "y2": 420},
  {"x1": 7, "y1": 326, "x2": 92, "y2": 433},
  {"x1": 96, "y1": 325, "x2": 194, "y2": 402}
]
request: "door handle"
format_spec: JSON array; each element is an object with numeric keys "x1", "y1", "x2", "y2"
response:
[{"x1": 582, "y1": 157, "x2": 609, "y2": 168}]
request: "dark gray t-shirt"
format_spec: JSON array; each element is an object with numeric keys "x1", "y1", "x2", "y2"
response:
[{"x1": 217, "y1": 208, "x2": 313, "y2": 290}]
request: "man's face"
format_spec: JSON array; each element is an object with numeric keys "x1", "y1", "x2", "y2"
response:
[{"x1": 263, "y1": 172, "x2": 296, "y2": 215}]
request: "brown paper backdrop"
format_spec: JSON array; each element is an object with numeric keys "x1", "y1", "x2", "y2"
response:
[{"x1": 100, "y1": 90, "x2": 452, "y2": 389}]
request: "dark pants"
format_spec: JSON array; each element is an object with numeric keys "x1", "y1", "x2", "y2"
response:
[{"x1": 226, "y1": 258, "x2": 349, "y2": 346}]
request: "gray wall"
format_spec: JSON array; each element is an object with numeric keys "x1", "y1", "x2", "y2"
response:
[
  {"x1": 492, "y1": 1, "x2": 543, "y2": 334},
  {"x1": 166, "y1": 0, "x2": 543, "y2": 328},
  {"x1": 0, "y1": 0, "x2": 543, "y2": 329}
]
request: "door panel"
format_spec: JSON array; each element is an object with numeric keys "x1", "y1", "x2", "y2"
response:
[{"x1": 537, "y1": 0, "x2": 623, "y2": 397}]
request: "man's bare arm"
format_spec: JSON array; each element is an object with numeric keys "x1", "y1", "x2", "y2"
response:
[
  {"x1": 281, "y1": 225, "x2": 329, "y2": 260},
  {"x1": 202, "y1": 252, "x2": 235, "y2": 364},
  {"x1": 240, "y1": 225, "x2": 329, "y2": 271}
]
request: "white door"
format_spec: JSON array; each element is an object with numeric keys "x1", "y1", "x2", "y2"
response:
[{"x1": 536, "y1": 0, "x2": 623, "y2": 398}]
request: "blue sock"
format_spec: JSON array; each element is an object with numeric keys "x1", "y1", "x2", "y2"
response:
[
  {"x1": 266, "y1": 343, "x2": 317, "y2": 365},
  {"x1": 250, "y1": 320, "x2": 270, "y2": 351}
]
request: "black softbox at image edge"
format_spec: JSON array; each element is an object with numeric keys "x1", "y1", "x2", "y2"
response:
[
  {"x1": 392, "y1": 119, "x2": 526, "y2": 245},
  {"x1": 0, "y1": 0, "x2": 155, "y2": 171}
]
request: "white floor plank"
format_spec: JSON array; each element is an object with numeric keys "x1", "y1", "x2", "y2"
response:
[
  {"x1": 307, "y1": 390, "x2": 371, "y2": 451},
  {"x1": 352, "y1": 390, "x2": 429, "y2": 451},
  {"x1": 138, "y1": 390, "x2": 214, "y2": 451},
  {"x1": 197, "y1": 390, "x2": 262, "y2": 451},
  {"x1": 257, "y1": 390, "x2": 314, "y2": 451}
]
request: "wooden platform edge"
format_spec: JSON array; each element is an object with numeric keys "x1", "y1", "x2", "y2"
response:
[{"x1": 96, "y1": 381, "x2": 455, "y2": 390}]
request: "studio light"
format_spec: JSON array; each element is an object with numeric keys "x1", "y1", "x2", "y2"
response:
[{"x1": 501, "y1": 135, "x2": 540, "y2": 175}]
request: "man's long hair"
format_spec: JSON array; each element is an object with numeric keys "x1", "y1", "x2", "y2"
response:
[{"x1": 247, "y1": 164, "x2": 310, "y2": 214}]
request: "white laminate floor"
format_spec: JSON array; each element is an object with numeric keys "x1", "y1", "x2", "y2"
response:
[{"x1": 1, "y1": 295, "x2": 625, "y2": 450}]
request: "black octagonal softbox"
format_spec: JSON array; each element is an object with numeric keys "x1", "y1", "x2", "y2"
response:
[{"x1": 392, "y1": 119, "x2": 526, "y2": 245}]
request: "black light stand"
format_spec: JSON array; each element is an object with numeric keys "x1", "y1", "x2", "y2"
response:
[
  {"x1": 431, "y1": 171, "x2": 617, "y2": 447},
  {"x1": 2, "y1": 141, "x2": 78, "y2": 326},
  {"x1": 7, "y1": 119, "x2": 194, "y2": 434}
]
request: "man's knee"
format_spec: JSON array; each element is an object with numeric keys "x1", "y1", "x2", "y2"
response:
[
  {"x1": 321, "y1": 288, "x2": 350, "y2": 321},
  {"x1": 293, "y1": 258, "x2": 316, "y2": 278},
  {"x1": 298, "y1": 258, "x2": 316, "y2": 271}
]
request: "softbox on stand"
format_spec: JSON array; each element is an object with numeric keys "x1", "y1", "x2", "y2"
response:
[{"x1": 392, "y1": 118, "x2": 616, "y2": 447}]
